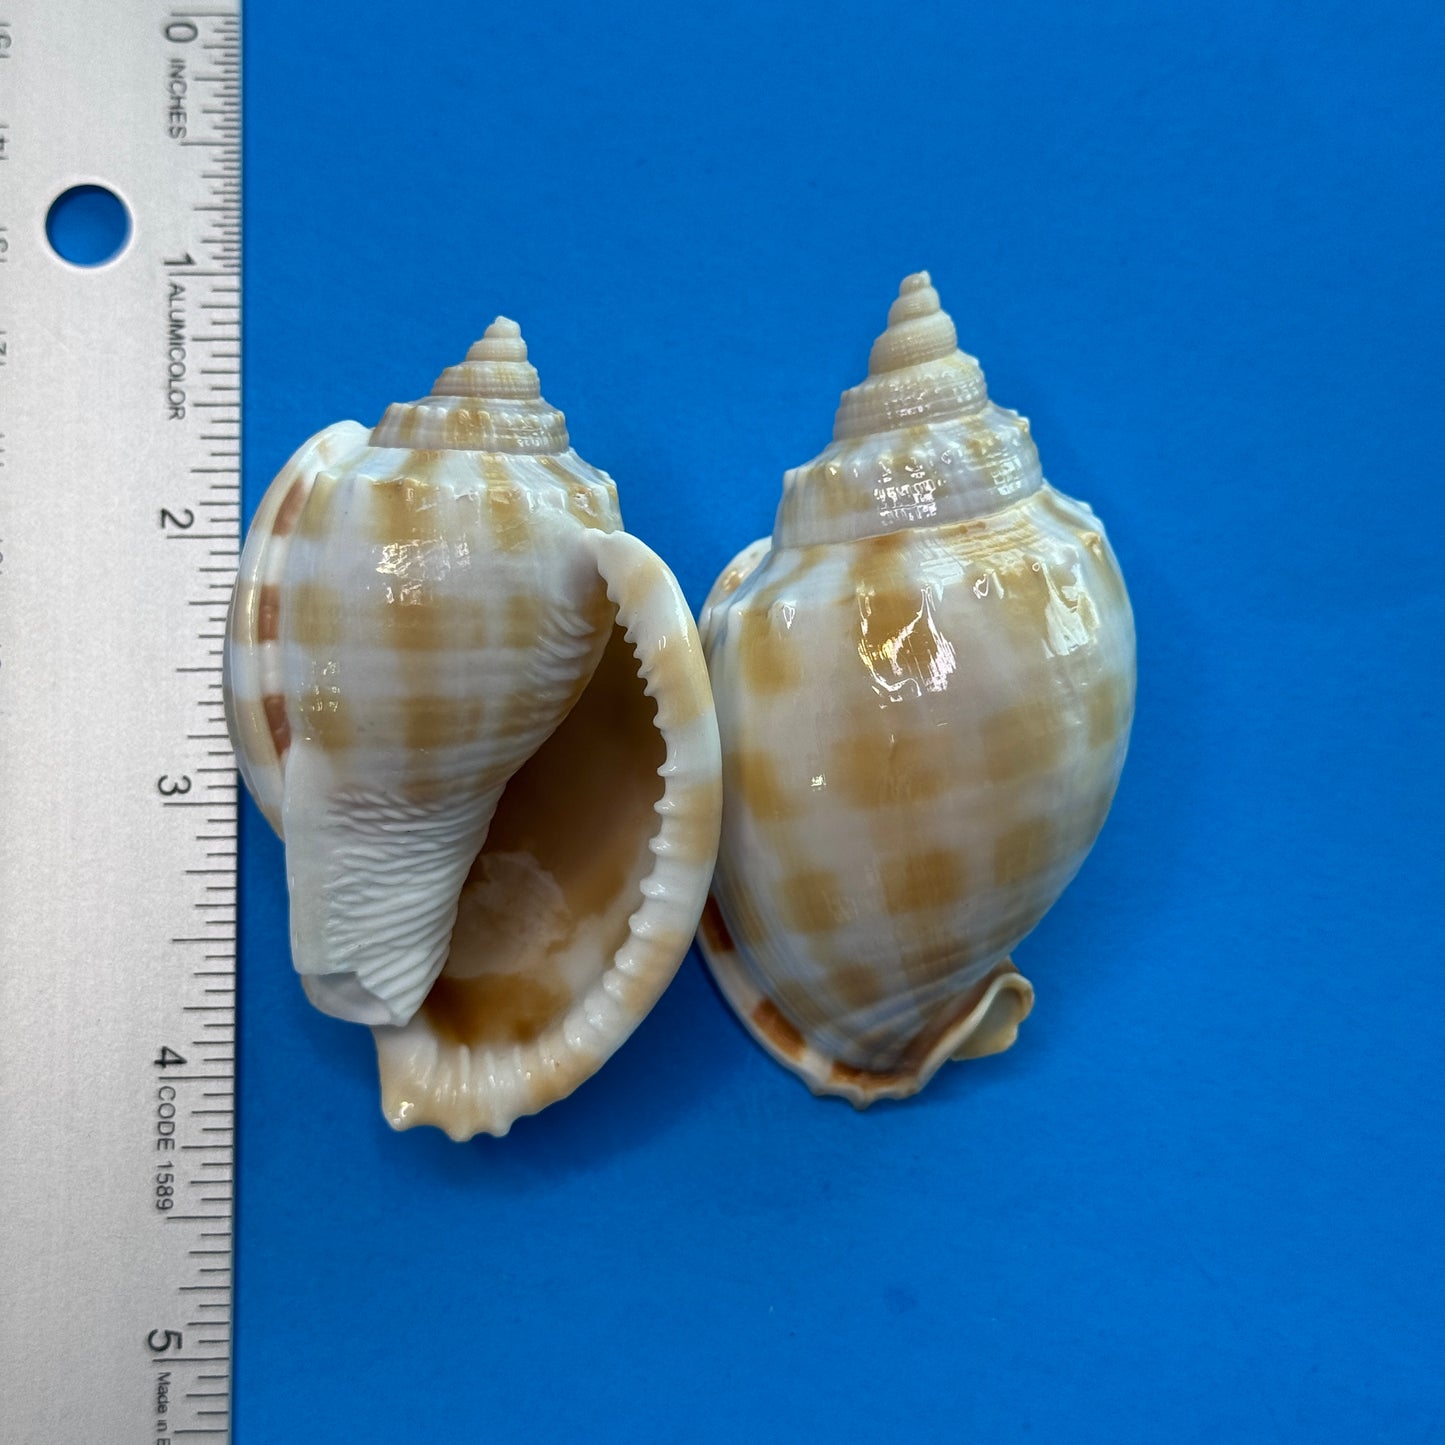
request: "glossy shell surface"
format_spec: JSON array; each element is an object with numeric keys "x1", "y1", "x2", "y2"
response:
[
  {"x1": 697, "y1": 274, "x2": 1135, "y2": 1104},
  {"x1": 226, "y1": 321, "x2": 722, "y2": 1137}
]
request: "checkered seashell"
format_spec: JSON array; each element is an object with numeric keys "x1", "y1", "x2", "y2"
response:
[
  {"x1": 696, "y1": 274, "x2": 1135, "y2": 1106},
  {"x1": 225, "y1": 321, "x2": 721, "y2": 1137}
]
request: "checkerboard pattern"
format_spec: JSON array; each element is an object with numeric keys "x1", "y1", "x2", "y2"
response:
[
  {"x1": 700, "y1": 484, "x2": 1135, "y2": 1088},
  {"x1": 226, "y1": 418, "x2": 721, "y2": 1136}
]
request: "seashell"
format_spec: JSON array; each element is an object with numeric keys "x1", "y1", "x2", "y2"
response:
[
  {"x1": 696, "y1": 273, "x2": 1135, "y2": 1106},
  {"x1": 225, "y1": 319, "x2": 722, "y2": 1137}
]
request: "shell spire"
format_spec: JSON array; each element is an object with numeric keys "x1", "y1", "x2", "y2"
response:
[
  {"x1": 866, "y1": 271, "x2": 958, "y2": 374},
  {"x1": 434, "y1": 316, "x2": 539, "y2": 398},
  {"x1": 832, "y1": 271, "x2": 988, "y2": 440},
  {"x1": 369, "y1": 316, "x2": 570, "y2": 454},
  {"x1": 774, "y1": 271, "x2": 1043, "y2": 546}
]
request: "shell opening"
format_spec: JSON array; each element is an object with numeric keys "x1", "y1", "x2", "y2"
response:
[{"x1": 416, "y1": 619, "x2": 668, "y2": 1052}]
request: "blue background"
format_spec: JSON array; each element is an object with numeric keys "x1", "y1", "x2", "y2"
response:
[{"x1": 236, "y1": 3, "x2": 1444, "y2": 1440}]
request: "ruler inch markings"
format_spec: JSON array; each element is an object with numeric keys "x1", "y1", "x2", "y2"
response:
[{"x1": 0, "y1": 5, "x2": 241, "y2": 1442}]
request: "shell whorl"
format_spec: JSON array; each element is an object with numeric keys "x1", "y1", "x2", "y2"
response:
[
  {"x1": 866, "y1": 271, "x2": 960, "y2": 375},
  {"x1": 369, "y1": 317, "x2": 570, "y2": 454},
  {"x1": 834, "y1": 271, "x2": 989, "y2": 440},
  {"x1": 775, "y1": 272, "x2": 1044, "y2": 546}
]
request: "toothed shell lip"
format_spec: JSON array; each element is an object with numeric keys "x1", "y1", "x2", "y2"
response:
[
  {"x1": 370, "y1": 529, "x2": 723, "y2": 1140},
  {"x1": 224, "y1": 324, "x2": 725, "y2": 1139}
]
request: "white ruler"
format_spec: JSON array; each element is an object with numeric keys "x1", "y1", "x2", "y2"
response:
[{"x1": 0, "y1": 4, "x2": 241, "y2": 1440}]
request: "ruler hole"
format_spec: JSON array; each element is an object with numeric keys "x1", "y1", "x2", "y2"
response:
[{"x1": 45, "y1": 184, "x2": 132, "y2": 267}]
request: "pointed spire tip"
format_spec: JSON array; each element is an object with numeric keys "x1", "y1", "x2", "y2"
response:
[
  {"x1": 468, "y1": 316, "x2": 529, "y2": 365},
  {"x1": 867, "y1": 270, "x2": 955, "y2": 375}
]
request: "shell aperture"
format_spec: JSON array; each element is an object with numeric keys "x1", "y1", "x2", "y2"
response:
[{"x1": 226, "y1": 323, "x2": 722, "y2": 1137}]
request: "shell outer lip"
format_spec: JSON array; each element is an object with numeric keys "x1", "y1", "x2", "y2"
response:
[
  {"x1": 372, "y1": 527, "x2": 724, "y2": 1140},
  {"x1": 696, "y1": 897, "x2": 1034, "y2": 1108}
]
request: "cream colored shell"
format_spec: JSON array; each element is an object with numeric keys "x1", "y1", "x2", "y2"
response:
[
  {"x1": 696, "y1": 274, "x2": 1135, "y2": 1105},
  {"x1": 225, "y1": 321, "x2": 722, "y2": 1137}
]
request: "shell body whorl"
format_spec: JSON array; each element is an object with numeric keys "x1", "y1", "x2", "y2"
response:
[
  {"x1": 226, "y1": 320, "x2": 722, "y2": 1137},
  {"x1": 698, "y1": 274, "x2": 1135, "y2": 1104}
]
